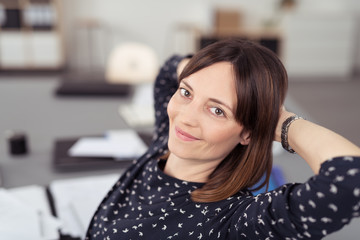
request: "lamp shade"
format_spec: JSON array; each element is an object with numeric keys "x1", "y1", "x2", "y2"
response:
[{"x1": 105, "y1": 42, "x2": 159, "y2": 84}]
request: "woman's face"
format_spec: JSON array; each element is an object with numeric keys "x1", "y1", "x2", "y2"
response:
[{"x1": 167, "y1": 62, "x2": 248, "y2": 164}]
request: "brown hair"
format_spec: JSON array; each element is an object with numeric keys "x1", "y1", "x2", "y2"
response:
[{"x1": 178, "y1": 38, "x2": 288, "y2": 202}]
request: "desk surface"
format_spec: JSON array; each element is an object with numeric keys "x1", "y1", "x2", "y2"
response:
[{"x1": 0, "y1": 76, "x2": 139, "y2": 188}]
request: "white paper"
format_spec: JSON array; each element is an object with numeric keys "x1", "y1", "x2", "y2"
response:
[
  {"x1": 118, "y1": 83, "x2": 155, "y2": 127},
  {"x1": 68, "y1": 129, "x2": 147, "y2": 160},
  {"x1": 9, "y1": 185, "x2": 52, "y2": 216},
  {"x1": 49, "y1": 174, "x2": 120, "y2": 238},
  {"x1": 119, "y1": 104, "x2": 155, "y2": 127},
  {"x1": 0, "y1": 189, "x2": 43, "y2": 240},
  {"x1": 8, "y1": 185, "x2": 62, "y2": 240},
  {"x1": 132, "y1": 83, "x2": 154, "y2": 106}
]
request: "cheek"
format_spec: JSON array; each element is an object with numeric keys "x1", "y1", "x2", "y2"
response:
[
  {"x1": 167, "y1": 96, "x2": 176, "y2": 121},
  {"x1": 203, "y1": 124, "x2": 242, "y2": 147}
]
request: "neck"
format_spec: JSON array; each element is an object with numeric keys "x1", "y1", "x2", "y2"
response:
[{"x1": 163, "y1": 153, "x2": 220, "y2": 183}]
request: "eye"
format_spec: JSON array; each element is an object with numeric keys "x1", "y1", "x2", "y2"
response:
[
  {"x1": 209, "y1": 107, "x2": 225, "y2": 117},
  {"x1": 180, "y1": 88, "x2": 191, "y2": 98}
]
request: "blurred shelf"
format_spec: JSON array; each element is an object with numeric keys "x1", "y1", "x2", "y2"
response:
[{"x1": 0, "y1": 0, "x2": 65, "y2": 71}]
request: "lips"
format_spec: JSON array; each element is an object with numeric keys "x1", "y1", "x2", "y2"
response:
[{"x1": 175, "y1": 126, "x2": 199, "y2": 141}]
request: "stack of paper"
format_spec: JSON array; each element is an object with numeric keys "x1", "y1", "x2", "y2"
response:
[
  {"x1": 68, "y1": 129, "x2": 148, "y2": 159},
  {"x1": 0, "y1": 185, "x2": 62, "y2": 240},
  {"x1": 49, "y1": 174, "x2": 120, "y2": 238}
]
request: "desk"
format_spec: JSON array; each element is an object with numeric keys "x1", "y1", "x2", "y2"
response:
[{"x1": 0, "y1": 75, "x2": 139, "y2": 188}]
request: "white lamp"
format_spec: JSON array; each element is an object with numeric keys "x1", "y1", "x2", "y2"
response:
[{"x1": 105, "y1": 42, "x2": 159, "y2": 84}]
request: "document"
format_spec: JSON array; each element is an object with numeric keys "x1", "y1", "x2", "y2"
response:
[
  {"x1": 0, "y1": 185, "x2": 62, "y2": 240},
  {"x1": 49, "y1": 173, "x2": 120, "y2": 238},
  {"x1": 68, "y1": 129, "x2": 147, "y2": 159}
]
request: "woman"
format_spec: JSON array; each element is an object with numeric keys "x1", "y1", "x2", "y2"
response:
[{"x1": 86, "y1": 39, "x2": 360, "y2": 239}]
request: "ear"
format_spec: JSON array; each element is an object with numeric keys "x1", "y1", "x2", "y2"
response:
[{"x1": 239, "y1": 130, "x2": 251, "y2": 145}]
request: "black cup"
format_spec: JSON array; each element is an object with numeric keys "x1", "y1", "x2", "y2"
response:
[{"x1": 6, "y1": 131, "x2": 28, "y2": 155}]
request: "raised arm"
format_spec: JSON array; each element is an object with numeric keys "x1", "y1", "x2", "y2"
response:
[
  {"x1": 232, "y1": 115, "x2": 360, "y2": 239},
  {"x1": 275, "y1": 108, "x2": 360, "y2": 173},
  {"x1": 151, "y1": 55, "x2": 187, "y2": 148}
]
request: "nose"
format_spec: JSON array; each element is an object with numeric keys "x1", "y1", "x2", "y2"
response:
[{"x1": 178, "y1": 100, "x2": 200, "y2": 127}]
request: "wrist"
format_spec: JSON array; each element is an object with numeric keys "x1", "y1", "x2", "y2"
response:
[
  {"x1": 281, "y1": 115, "x2": 304, "y2": 153},
  {"x1": 275, "y1": 111, "x2": 296, "y2": 142}
]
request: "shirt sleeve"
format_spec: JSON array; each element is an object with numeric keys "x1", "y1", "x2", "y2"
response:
[{"x1": 232, "y1": 156, "x2": 360, "y2": 239}]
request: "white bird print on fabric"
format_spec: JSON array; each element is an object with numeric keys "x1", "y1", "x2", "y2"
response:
[
  {"x1": 258, "y1": 219, "x2": 265, "y2": 225},
  {"x1": 329, "y1": 184, "x2": 338, "y2": 194},
  {"x1": 348, "y1": 169, "x2": 359, "y2": 176},
  {"x1": 354, "y1": 188, "x2": 360, "y2": 197}
]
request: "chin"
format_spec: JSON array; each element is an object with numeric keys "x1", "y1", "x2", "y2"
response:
[{"x1": 168, "y1": 137, "x2": 194, "y2": 159}]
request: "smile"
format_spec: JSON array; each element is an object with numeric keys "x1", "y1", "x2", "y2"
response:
[{"x1": 175, "y1": 126, "x2": 199, "y2": 141}]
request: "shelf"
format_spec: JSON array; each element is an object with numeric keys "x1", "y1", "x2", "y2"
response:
[{"x1": 0, "y1": 0, "x2": 64, "y2": 70}]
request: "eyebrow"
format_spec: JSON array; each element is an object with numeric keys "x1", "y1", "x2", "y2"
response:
[
  {"x1": 181, "y1": 80, "x2": 234, "y2": 113},
  {"x1": 181, "y1": 80, "x2": 193, "y2": 91}
]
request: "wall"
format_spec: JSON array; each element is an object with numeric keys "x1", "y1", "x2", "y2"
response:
[
  {"x1": 60, "y1": 0, "x2": 285, "y2": 71},
  {"x1": 60, "y1": 0, "x2": 360, "y2": 75},
  {"x1": 60, "y1": 0, "x2": 212, "y2": 71},
  {"x1": 349, "y1": 0, "x2": 360, "y2": 73},
  {"x1": 281, "y1": 0, "x2": 357, "y2": 78}
]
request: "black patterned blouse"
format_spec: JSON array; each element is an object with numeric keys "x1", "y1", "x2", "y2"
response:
[{"x1": 85, "y1": 55, "x2": 360, "y2": 240}]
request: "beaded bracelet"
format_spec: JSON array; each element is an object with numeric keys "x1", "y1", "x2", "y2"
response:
[{"x1": 281, "y1": 115, "x2": 304, "y2": 153}]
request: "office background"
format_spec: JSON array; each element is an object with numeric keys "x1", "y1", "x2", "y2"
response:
[
  {"x1": 0, "y1": 0, "x2": 359, "y2": 239},
  {"x1": 59, "y1": 0, "x2": 360, "y2": 75}
]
